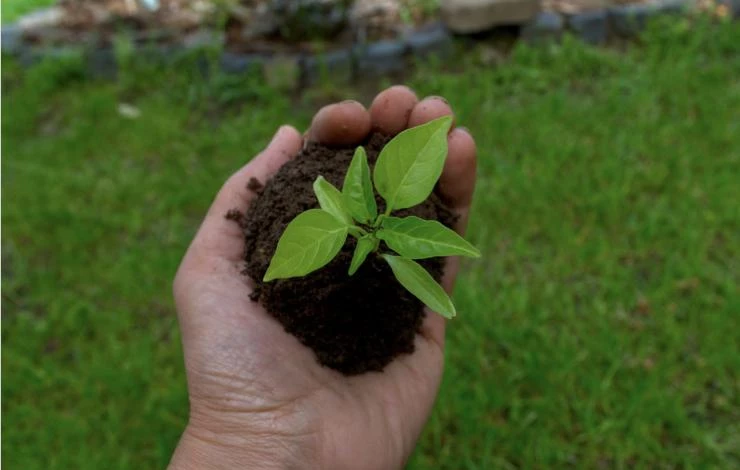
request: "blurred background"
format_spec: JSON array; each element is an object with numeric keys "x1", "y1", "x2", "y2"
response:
[{"x1": 2, "y1": 0, "x2": 739, "y2": 468}]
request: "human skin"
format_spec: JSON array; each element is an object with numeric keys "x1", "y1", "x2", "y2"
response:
[{"x1": 169, "y1": 86, "x2": 477, "y2": 470}]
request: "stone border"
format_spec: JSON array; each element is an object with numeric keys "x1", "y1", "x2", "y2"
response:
[
  {"x1": 2, "y1": 2, "x2": 738, "y2": 84},
  {"x1": 2, "y1": 24, "x2": 23, "y2": 56},
  {"x1": 528, "y1": 0, "x2": 738, "y2": 44},
  {"x1": 609, "y1": 0, "x2": 690, "y2": 38},
  {"x1": 1, "y1": 20, "x2": 453, "y2": 87},
  {"x1": 521, "y1": 0, "x2": 700, "y2": 44}
]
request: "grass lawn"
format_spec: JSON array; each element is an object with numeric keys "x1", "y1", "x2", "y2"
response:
[
  {"x1": 3, "y1": 18, "x2": 739, "y2": 469},
  {"x1": 2, "y1": 0, "x2": 55, "y2": 23}
]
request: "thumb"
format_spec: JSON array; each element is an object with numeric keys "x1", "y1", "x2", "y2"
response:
[{"x1": 175, "y1": 125, "x2": 303, "y2": 281}]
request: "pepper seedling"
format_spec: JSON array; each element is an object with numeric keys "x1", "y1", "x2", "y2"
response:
[{"x1": 263, "y1": 116, "x2": 480, "y2": 318}]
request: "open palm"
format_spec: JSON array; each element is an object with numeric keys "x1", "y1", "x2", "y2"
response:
[{"x1": 170, "y1": 86, "x2": 477, "y2": 470}]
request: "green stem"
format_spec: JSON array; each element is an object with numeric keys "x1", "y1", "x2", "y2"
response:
[
  {"x1": 371, "y1": 236, "x2": 381, "y2": 252},
  {"x1": 373, "y1": 214, "x2": 386, "y2": 228},
  {"x1": 348, "y1": 226, "x2": 368, "y2": 239}
]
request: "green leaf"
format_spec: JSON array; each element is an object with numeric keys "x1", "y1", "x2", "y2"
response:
[
  {"x1": 373, "y1": 116, "x2": 453, "y2": 212},
  {"x1": 313, "y1": 176, "x2": 353, "y2": 226},
  {"x1": 377, "y1": 216, "x2": 481, "y2": 259},
  {"x1": 264, "y1": 209, "x2": 348, "y2": 282},
  {"x1": 381, "y1": 255, "x2": 456, "y2": 318},
  {"x1": 348, "y1": 235, "x2": 377, "y2": 275},
  {"x1": 342, "y1": 146, "x2": 377, "y2": 224}
]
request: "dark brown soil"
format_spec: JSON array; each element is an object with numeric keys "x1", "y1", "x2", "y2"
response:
[{"x1": 236, "y1": 133, "x2": 455, "y2": 375}]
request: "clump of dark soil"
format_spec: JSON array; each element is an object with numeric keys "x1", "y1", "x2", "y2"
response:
[{"x1": 235, "y1": 133, "x2": 455, "y2": 375}]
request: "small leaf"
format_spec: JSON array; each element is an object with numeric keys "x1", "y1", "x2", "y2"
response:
[
  {"x1": 342, "y1": 147, "x2": 377, "y2": 224},
  {"x1": 381, "y1": 255, "x2": 456, "y2": 318},
  {"x1": 264, "y1": 209, "x2": 348, "y2": 282},
  {"x1": 373, "y1": 116, "x2": 453, "y2": 212},
  {"x1": 348, "y1": 235, "x2": 377, "y2": 275},
  {"x1": 377, "y1": 216, "x2": 481, "y2": 259},
  {"x1": 313, "y1": 176, "x2": 353, "y2": 225}
]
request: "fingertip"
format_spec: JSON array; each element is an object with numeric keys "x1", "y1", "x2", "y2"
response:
[
  {"x1": 369, "y1": 85, "x2": 419, "y2": 135},
  {"x1": 437, "y1": 128, "x2": 476, "y2": 239},
  {"x1": 309, "y1": 100, "x2": 371, "y2": 146},
  {"x1": 272, "y1": 124, "x2": 302, "y2": 147},
  {"x1": 439, "y1": 127, "x2": 477, "y2": 209},
  {"x1": 408, "y1": 96, "x2": 456, "y2": 129},
  {"x1": 270, "y1": 125, "x2": 303, "y2": 158},
  {"x1": 419, "y1": 311, "x2": 446, "y2": 349},
  {"x1": 450, "y1": 127, "x2": 477, "y2": 169},
  {"x1": 190, "y1": 124, "x2": 305, "y2": 265},
  {"x1": 262, "y1": 125, "x2": 303, "y2": 176}
]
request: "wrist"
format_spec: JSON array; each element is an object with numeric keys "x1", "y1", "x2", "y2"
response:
[{"x1": 169, "y1": 422, "x2": 317, "y2": 470}]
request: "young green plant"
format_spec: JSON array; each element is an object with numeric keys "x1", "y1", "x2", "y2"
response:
[{"x1": 263, "y1": 116, "x2": 480, "y2": 318}]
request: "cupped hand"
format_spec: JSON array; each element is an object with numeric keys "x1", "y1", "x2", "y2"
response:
[{"x1": 169, "y1": 86, "x2": 477, "y2": 470}]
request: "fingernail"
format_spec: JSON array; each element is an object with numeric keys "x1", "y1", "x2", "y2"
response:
[
  {"x1": 427, "y1": 96, "x2": 449, "y2": 105},
  {"x1": 392, "y1": 84, "x2": 416, "y2": 95},
  {"x1": 457, "y1": 126, "x2": 470, "y2": 134},
  {"x1": 270, "y1": 125, "x2": 289, "y2": 145}
]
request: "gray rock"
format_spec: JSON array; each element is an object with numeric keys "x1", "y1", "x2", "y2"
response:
[
  {"x1": 607, "y1": 4, "x2": 652, "y2": 37},
  {"x1": 551, "y1": 0, "x2": 607, "y2": 14},
  {"x1": 658, "y1": 0, "x2": 691, "y2": 14},
  {"x1": 221, "y1": 52, "x2": 266, "y2": 74},
  {"x1": 608, "y1": 0, "x2": 688, "y2": 37},
  {"x1": 1, "y1": 24, "x2": 22, "y2": 55},
  {"x1": 355, "y1": 39, "x2": 407, "y2": 76},
  {"x1": 406, "y1": 22, "x2": 453, "y2": 58},
  {"x1": 134, "y1": 43, "x2": 183, "y2": 65},
  {"x1": 301, "y1": 48, "x2": 353, "y2": 85},
  {"x1": 182, "y1": 30, "x2": 222, "y2": 50},
  {"x1": 18, "y1": 48, "x2": 40, "y2": 67},
  {"x1": 301, "y1": 47, "x2": 353, "y2": 85},
  {"x1": 17, "y1": 7, "x2": 64, "y2": 31},
  {"x1": 18, "y1": 47, "x2": 78, "y2": 68},
  {"x1": 271, "y1": 0, "x2": 350, "y2": 41},
  {"x1": 521, "y1": 11, "x2": 565, "y2": 42},
  {"x1": 86, "y1": 47, "x2": 117, "y2": 79},
  {"x1": 179, "y1": 31, "x2": 221, "y2": 75},
  {"x1": 567, "y1": 9, "x2": 608, "y2": 44},
  {"x1": 441, "y1": 0, "x2": 540, "y2": 33},
  {"x1": 350, "y1": 0, "x2": 403, "y2": 39},
  {"x1": 350, "y1": 0, "x2": 401, "y2": 24}
]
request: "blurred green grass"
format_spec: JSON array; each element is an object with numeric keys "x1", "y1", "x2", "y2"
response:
[
  {"x1": 3, "y1": 18, "x2": 739, "y2": 469},
  {"x1": 2, "y1": 0, "x2": 55, "y2": 23}
]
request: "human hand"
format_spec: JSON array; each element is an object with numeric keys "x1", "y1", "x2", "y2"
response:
[{"x1": 170, "y1": 86, "x2": 477, "y2": 470}]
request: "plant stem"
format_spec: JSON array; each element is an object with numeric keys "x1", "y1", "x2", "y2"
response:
[
  {"x1": 348, "y1": 226, "x2": 368, "y2": 238},
  {"x1": 373, "y1": 214, "x2": 386, "y2": 228}
]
